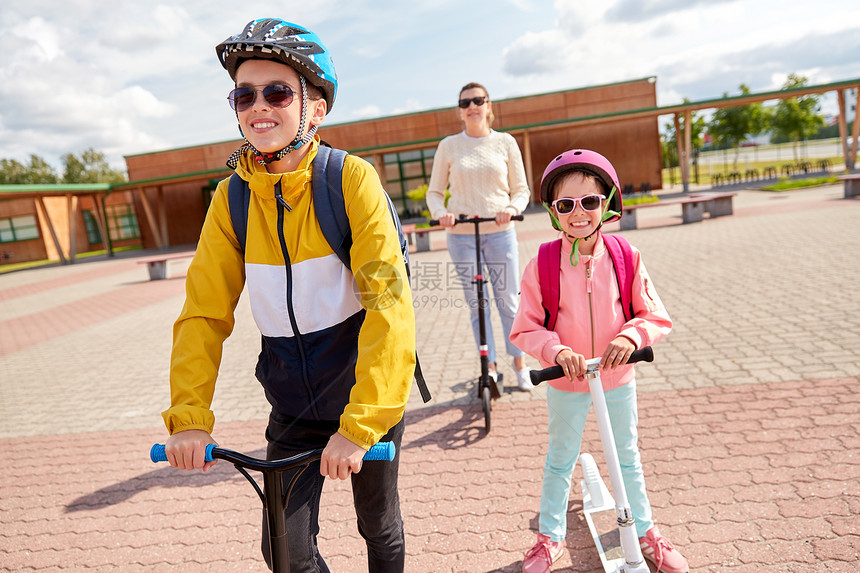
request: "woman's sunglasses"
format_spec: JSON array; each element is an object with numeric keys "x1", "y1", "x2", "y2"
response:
[
  {"x1": 552, "y1": 195, "x2": 605, "y2": 214},
  {"x1": 458, "y1": 96, "x2": 488, "y2": 109},
  {"x1": 228, "y1": 84, "x2": 295, "y2": 112}
]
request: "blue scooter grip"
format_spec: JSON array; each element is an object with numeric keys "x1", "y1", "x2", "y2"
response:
[
  {"x1": 150, "y1": 443, "x2": 216, "y2": 463},
  {"x1": 364, "y1": 441, "x2": 396, "y2": 461}
]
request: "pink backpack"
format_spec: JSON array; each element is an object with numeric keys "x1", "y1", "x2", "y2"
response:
[{"x1": 537, "y1": 234, "x2": 635, "y2": 331}]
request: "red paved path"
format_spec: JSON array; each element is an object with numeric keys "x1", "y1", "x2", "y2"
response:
[
  {"x1": 3, "y1": 376, "x2": 858, "y2": 572},
  {"x1": 2, "y1": 184, "x2": 859, "y2": 572}
]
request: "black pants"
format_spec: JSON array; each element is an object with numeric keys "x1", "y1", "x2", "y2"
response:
[{"x1": 261, "y1": 412, "x2": 406, "y2": 572}]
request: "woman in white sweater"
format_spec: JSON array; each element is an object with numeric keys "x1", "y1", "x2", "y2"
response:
[{"x1": 426, "y1": 82, "x2": 533, "y2": 390}]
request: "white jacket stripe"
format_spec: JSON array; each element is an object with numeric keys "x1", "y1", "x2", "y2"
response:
[{"x1": 246, "y1": 254, "x2": 362, "y2": 338}]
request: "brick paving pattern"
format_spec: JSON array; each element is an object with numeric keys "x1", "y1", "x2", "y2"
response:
[{"x1": 1, "y1": 183, "x2": 859, "y2": 572}]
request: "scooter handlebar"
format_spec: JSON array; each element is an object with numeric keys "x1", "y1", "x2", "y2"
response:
[
  {"x1": 150, "y1": 441, "x2": 396, "y2": 464},
  {"x1": 428, "y1": 214, "x2": 524, "y2": 226},
  {"x1": 529, "y1": 346, "x2": 654, "y2": 386}
]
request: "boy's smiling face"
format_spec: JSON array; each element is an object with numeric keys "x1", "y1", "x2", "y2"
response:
[{"x1": 233, "y1": 59, "x2": 326, "y2": 160}]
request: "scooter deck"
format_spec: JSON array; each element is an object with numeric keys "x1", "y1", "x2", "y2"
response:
[{"x1": 582, "y1": 476, "x2": 627, "y2": 573}]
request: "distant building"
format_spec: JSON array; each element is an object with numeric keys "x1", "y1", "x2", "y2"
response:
[{"x1": 1, "y1": 77, "x2": 662, "y2": 263}]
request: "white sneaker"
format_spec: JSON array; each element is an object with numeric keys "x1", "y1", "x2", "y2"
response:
[
  {"x1": 514, "y1": 362, "x2": 534, "y2": 391},
  {"x1": 489, "y1": 370, "x2": 502, "y2": 393}
]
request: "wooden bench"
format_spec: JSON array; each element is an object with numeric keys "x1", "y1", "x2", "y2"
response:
[
  {"x1": 402, "y1": 224, "x2": 446, "y2": 252},
  {"x1": 136, "y1": 251, "x2": 196, "y2": 280},
  {"x1": 839, "y1": 173, "x2": 860, "y2": 199},
  {"x1": 619, "y1": 191, "x2": 736, "y2": 231}
]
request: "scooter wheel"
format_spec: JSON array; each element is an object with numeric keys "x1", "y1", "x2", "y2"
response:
[{"x1": 481, "y1": 385, "x2": 491, "y2": 433}]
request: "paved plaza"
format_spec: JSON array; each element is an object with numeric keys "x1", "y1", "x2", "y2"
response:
[{"x1": 1, "y1": 183, "x2": 859, "y2": 572}]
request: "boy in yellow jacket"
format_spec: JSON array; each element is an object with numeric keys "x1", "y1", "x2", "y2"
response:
[{"x1": 161, "y1": 18, "x2": 415, "y2": 572}]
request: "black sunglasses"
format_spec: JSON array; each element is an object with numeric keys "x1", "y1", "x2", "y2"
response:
[
  {"x1": 228, "y1": 84, "x2": 295, "y2": 112},
  {"x1": 458, "y1": 96, "x2": 488, "y2": 109}
]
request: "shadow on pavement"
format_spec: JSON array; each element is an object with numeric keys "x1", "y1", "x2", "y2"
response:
[{"x1": 64, "y1": 447, "x2": 267, "y2": 513}]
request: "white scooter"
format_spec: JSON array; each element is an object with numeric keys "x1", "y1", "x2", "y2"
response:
[{"x1": 529, "y1": 347, "x2": 654, "y2": 573}]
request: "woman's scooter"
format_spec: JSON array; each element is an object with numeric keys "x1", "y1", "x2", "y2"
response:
[
  {"x1": 529, "y1": 347, "x2": 654, "y2": 573},
  {"x1": 429, "y1": 213, "x2": 523, "y2": 433}
]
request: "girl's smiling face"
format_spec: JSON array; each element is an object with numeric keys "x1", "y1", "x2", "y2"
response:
[{"x1": 552, "y1": 172, "x2": 605, "y2": 241}]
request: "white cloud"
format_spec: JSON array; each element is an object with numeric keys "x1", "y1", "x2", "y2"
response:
[
  {"x1": 352, "y1": 104, "x2": 382, "y2": 119},
  {"x1": 604, "y1": 0, "x2": 738, "y2": 23},
  {"x1": 13, "y1": 17, "x2": 63, "y2": 61},
  {"x1": 501, "y1": 0, "x2": 860, "y2": 110},
  {"x1": 0, "y1": 0, "x2": 858, "y2": 172},
  {"x1": 100, "y1": 5, "x2": 191, "y2": 52},
  {"x1": 555, "y1": 0, "x2": 596, "y2": 36},
  {"x1": 502, "y1": 30, "x2": 570, "y2": 76},
  {"x1": 392, "y1": 99, "x2": 425, "y2": 115}
]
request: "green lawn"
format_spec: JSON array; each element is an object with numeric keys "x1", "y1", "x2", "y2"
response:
[
  {"x1": 760, "y1": 175, "x2": 839, "y2": 191},
  {"x1": 0, "y1": 245, "x2": 141, "y2": 274},
  {"x1": 662, "y1": 155, "x2": 844, "y2": 186}
]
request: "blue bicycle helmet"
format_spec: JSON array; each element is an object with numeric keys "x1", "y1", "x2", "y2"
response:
[
  {"x1": 218, "y1": 19, "x2": 338, "y2": 166},
  {"x1": 216, "y1": 18, "x2": 337, "y2": 111}
]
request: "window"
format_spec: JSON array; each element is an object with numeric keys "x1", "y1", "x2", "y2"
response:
[
  {"x1": 105, "y1": 204, "x2": 140, "y2": 240},
  {"x1": 83, "y1": 211, "x2": 102, "y2": 245},
  {"x1": 381, "y1": 147, "x2": 437, "y2": 214},
  {"x1": 0, "y1": 215, "x2": 40, "y2": 243}
]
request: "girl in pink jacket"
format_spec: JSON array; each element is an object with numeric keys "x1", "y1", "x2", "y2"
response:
[{"x1": 510, "y1": 150, "x2": 689, "y2": 573}]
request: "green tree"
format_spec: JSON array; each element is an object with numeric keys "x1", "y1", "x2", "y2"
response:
[
  {"x1": 664, "y1": 101, "x2": 707, "y2": 152},
  {"x1": 0, "y1": 155, "x2": 59, "y2": 184},
  {"x1": 662, "y1": 100, "x2": 706, "y2": 183},
  {"x1": 708, "y1": 84, "x2": 767, "y2": 170},
  {"x1": 62, "y1": 148, "x2": 127, "y2": 183},
  {"x1": 770, "y1": 74, "x2": 826, "y2": 161},
  {"x1": 661, "y1": 124, "x2": 678, "y2": 167},
  {"x1": 0, "y1": 158, "x2": 28, "y2": 184},
  {"x1": 660, "y1": 123, "x2": 679, "y2": 185},
  {"x1": 26, "y1": 155, "x2": 60, "y2": 184}
]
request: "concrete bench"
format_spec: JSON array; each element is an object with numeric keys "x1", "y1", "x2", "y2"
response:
[
  {"x1": 136, "y1": 251, "x2": 196, "y2": 280},
  {"x1": 839, "y1": 173, "x2": 860, "y2": 199},
  {"x1": 402, "y1": 224, "x2": 446, "y2": 252},
  {"x1": 619, "y1": 192, "x2": 736, "y2": 231}
]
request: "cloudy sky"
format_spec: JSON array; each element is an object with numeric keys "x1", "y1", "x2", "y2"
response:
[{"x1": 1, "y1": 0, "x2": 858, "y2": 171}]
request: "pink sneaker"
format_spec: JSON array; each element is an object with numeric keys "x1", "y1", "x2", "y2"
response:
[
  {"x1": 639, "y1": 526, "x2": 689, "y2": 573},
  {"x1": 522, "y1": 533, "x2": 564, "y2": 573}
]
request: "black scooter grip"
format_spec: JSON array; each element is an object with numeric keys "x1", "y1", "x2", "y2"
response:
[
  {"x1": 529, "y1": 346, "x2": 654, "y2": 386},
  {"x1": 428, "y1": 214, "x2": 524, "y2": 226}
]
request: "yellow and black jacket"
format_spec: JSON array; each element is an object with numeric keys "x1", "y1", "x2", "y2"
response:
[{"x1": 162, "y1": 140, "x2": 415, "y2": 449}]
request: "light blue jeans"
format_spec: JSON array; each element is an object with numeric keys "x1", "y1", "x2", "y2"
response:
[
  {"x1": 540, "y1": 382, "x2": 653, "y2": 541},
  {"x1": 446, "y1": 228, "x2": 525, "y2": 365}
]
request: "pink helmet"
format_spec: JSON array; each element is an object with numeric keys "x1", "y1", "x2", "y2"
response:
[{"x1": 539, "y1": 149, "x2": 623, "y2": 223}]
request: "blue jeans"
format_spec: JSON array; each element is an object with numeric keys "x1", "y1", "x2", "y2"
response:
[
  {"x1": 262, "y1": 413, "x2": 405, "y2": 572},
  {"x1": 540, "y1": 382, "x2": 653, "y2": 541},
  {"x1": 446, "y1": 228, "x2": 525, "y2": 365}
]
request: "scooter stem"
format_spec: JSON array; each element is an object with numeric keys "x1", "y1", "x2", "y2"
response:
[{"x1": 585, "y1": 359, "x2": 649, "y2": 573}]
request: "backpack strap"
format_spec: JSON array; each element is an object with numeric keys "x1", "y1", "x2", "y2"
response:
[
  {"x1": 227, "y1": 173, "x2": 251, "y2": 254},
  {"x1": 313, "y1": 145, "x2": 431, "y2": 404},
  {"x1": 383, "y1": 191, "x2": 410, "y2": 278},
  {"x1": 224, "y1": 148, "x2": 431, "y2": 403},
  {"x1": 537, "y1": 235, "x2": 635, "y2": 329},
  {"x1": 602, "y1": 234, "x2": 635, "y2": 322},
  {"x1": 312, "y1": 145, "x2": 352, "y2": 268},
  {"x1": 537, "y1": 239, "x2": 562, "y2": 331}
]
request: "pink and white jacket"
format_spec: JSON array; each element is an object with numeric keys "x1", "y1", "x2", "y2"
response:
[{"x1": 510, "y1": 234, "x2": 672, "y2": 393}]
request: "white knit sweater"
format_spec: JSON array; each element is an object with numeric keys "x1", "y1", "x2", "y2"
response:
[{"x1": 426, "y1": 130, "x2": 531, "y2": 235}]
